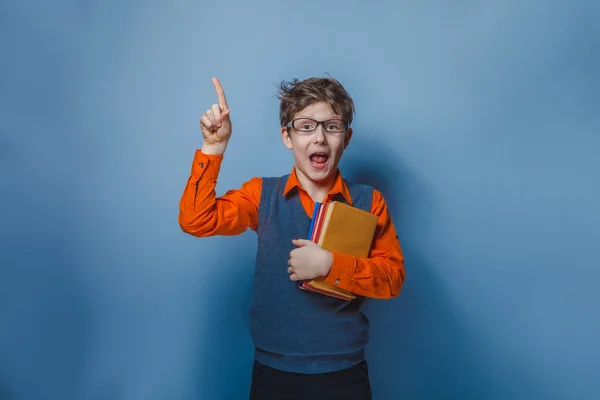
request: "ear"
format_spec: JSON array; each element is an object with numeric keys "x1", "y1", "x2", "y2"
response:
[
  {"x1": 281, "y1": 126, "x2": 293, "y2": 150},
  {"x1": 343, "y1": 127, "x2": 353, "y2": 150}
]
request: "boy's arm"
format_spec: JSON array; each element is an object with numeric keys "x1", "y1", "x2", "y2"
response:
[
  {"x1": 323, "y1": 189, "x2": 405, "y2": 299},
  {"x1": 178, "y1": 77, "x2": 261, "y2": 237},
  {"x1": 178, "y1": 150, "x2": 261, "y2": 237}
]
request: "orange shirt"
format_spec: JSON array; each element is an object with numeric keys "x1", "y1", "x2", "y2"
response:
[{"x1": 179, "y1": 150, "x2": 405, "y2": 299}]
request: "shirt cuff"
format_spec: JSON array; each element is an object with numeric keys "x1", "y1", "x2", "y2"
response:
[
  {"x1": 192, "y1": 149, "x2": 223, "y2": 180},
  {"x1": 324, "y1": 251, "x2": 356, "y2": 290}
]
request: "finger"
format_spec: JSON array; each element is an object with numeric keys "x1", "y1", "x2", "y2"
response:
[
  {"x1": 289, "y1": 273, "x2": 298, "y2": 281},
  {"x1": 201, "y1": 115, "x2": 214, "y2": 130},
  {"x1": 287, "y1": 266, "x2": 293, "y2": 274},
  {"x1": 211, "y1": 104, "x2": 222, "y2": 125},
  {"x1": 221, "y1": 108, "x2": 231, "y2": 121},
  {"x1": 212, "y1": 77, "x2": 228, "y2": 109},
  {"x1": 206, "y1": 109, "x2": 216, "y2": 125},
  {"x1": 292, "y1": 239, "x2": 311, "y2": 247}
]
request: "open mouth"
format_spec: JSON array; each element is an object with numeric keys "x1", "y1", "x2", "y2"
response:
[{"x1": 309, "y1": 152, "x2": 329, "y2": 169}]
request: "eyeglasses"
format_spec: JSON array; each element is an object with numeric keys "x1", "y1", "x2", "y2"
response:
[{"x1": 286, "y1": 118, "x2": 349, "y2": 134}]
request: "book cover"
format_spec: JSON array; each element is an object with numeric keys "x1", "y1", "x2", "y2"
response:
[{"x1": 300, "y1": 201, "x2": 378, "y2": 300}]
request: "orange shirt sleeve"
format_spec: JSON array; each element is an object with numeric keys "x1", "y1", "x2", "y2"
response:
[
  {"x1": 324, "y1": 189, "x2": 405, "y2": 299},
  {"x1": 178, "y1": 150, "x2": 261, "y2": 236}
]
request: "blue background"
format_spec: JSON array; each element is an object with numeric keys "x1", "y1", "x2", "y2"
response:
[{"x1": 1, "y1": 1, "x2": 599, "y2": 399}]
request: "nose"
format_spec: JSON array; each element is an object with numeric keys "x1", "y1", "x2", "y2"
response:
[{"x1": 312, "y1": 124, "x2": 327, "y2": 143}]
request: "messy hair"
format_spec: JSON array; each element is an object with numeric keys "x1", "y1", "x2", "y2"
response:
[{"x1": 277, "y1": 76, "x2": 355, "y2": 128}]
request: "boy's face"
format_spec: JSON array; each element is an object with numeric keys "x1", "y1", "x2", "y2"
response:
[{"x1": 281, "y1": 101, "x2": 352, "y2": 187}]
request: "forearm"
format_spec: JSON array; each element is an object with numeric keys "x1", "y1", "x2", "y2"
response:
[
  {"x1": 178, "y1": 150, "x2": 224, "y2": 236},
  {"x1": 322, "y1": 189, "x2": 406, "y2": 299},
  {"x1": 178, "y1": 147, "x2": 260, "y2": 237},
  {"x1": 324, "y1": 251, "x2": 405, "y2": 299}
]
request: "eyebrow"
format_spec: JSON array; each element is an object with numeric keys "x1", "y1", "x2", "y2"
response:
[{"x1": 295, "y1": 116, "x2": 342, "y2": 120}]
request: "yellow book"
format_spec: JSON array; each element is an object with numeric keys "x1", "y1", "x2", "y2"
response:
[{"x1": 302, "y1": 201, "x2": 378, "y2": 300}]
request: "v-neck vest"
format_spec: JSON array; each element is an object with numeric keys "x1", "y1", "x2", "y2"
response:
[{"x1": 250, "y1": 174, "x2": 374, "y2": 374}]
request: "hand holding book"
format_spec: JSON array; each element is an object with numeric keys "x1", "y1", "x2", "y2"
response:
[
  {"x1": 287, "y1": 239, "x2": 333, "y2": 280},
  {"x1": 293, "y1": 200, "x2": 379, "y2": 300}
]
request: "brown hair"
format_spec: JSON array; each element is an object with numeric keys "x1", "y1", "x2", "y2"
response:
[{"x1": 277, "y1": 76, "x2": 355, "y2": 128}]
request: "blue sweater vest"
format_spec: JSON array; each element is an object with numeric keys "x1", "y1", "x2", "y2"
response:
[{"x1": 249, "y1": 174, "x2": 374, "y2": 374}]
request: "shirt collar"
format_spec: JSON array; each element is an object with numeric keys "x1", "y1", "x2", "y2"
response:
[{"x1": 282, "y1": 166, "x2": 353, "y2": 206}]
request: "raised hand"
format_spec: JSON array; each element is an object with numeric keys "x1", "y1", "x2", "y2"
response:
[{"x1": 200, "y1": 77, "x2": 231, "y2": 149}]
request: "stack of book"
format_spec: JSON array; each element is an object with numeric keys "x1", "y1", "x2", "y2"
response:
[{"x1": 298, "y1": 200, "x2": 378, "y2": 300}]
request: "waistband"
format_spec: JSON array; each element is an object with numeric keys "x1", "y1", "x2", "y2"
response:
[{"x1": 254, "y1": 347, "x2": 365, "y2": 374}]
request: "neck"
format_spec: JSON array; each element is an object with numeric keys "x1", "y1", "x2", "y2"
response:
[{"x1": 294, "y1": 166, "x2": 336, "y2": 203}]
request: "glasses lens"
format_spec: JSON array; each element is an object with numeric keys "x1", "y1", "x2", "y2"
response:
[
  {"x1": 323, "y1": 119, "x2": 347, "y2": 132},
  {"x1": 291, "y1": 118, "x2": 348, "y2": 133},
  {"x1": 292, "y1": 118, "x2": 318, "y2": 132}
]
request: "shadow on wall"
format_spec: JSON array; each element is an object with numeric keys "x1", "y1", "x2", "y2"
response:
[
  {"x1": 342, "y1": 134, "x2": 491, "y2": 399},
  {"x1": 189, "y1": 233, "x2": 257, "y2": 400},
  {"x1": 0, "y1": 375, "x2": 15, "y2": 400}
]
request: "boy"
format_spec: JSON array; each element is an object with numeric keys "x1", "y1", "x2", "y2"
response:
[{"x1": 179, "y1": 76, "x2": 405, "y2": 399}]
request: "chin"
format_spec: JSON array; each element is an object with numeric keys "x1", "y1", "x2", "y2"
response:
[{"x1": 304, "y1": 161, "x2": 336, "y2": 182}]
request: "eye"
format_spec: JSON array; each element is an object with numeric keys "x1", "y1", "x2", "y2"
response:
[{"x1": 294, "y1": 119, "x2": 316, "y2": 131}]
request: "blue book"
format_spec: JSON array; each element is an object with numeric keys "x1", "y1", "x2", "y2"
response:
[
  {"x1": 307, "y1": 201, "x2": 321, "y2": 240},
  {"x1": 298, "y1": 202, "x2": 321, "y2": 288}
]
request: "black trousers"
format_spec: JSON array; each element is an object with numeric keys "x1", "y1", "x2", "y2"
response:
[{"x1": 249, "y1": 359, "x2": 372, "y2": 400}]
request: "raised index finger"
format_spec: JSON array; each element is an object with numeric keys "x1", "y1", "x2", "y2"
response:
[{"x1": 212, "y1": 77, "x2": 228, "y2": 109}]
